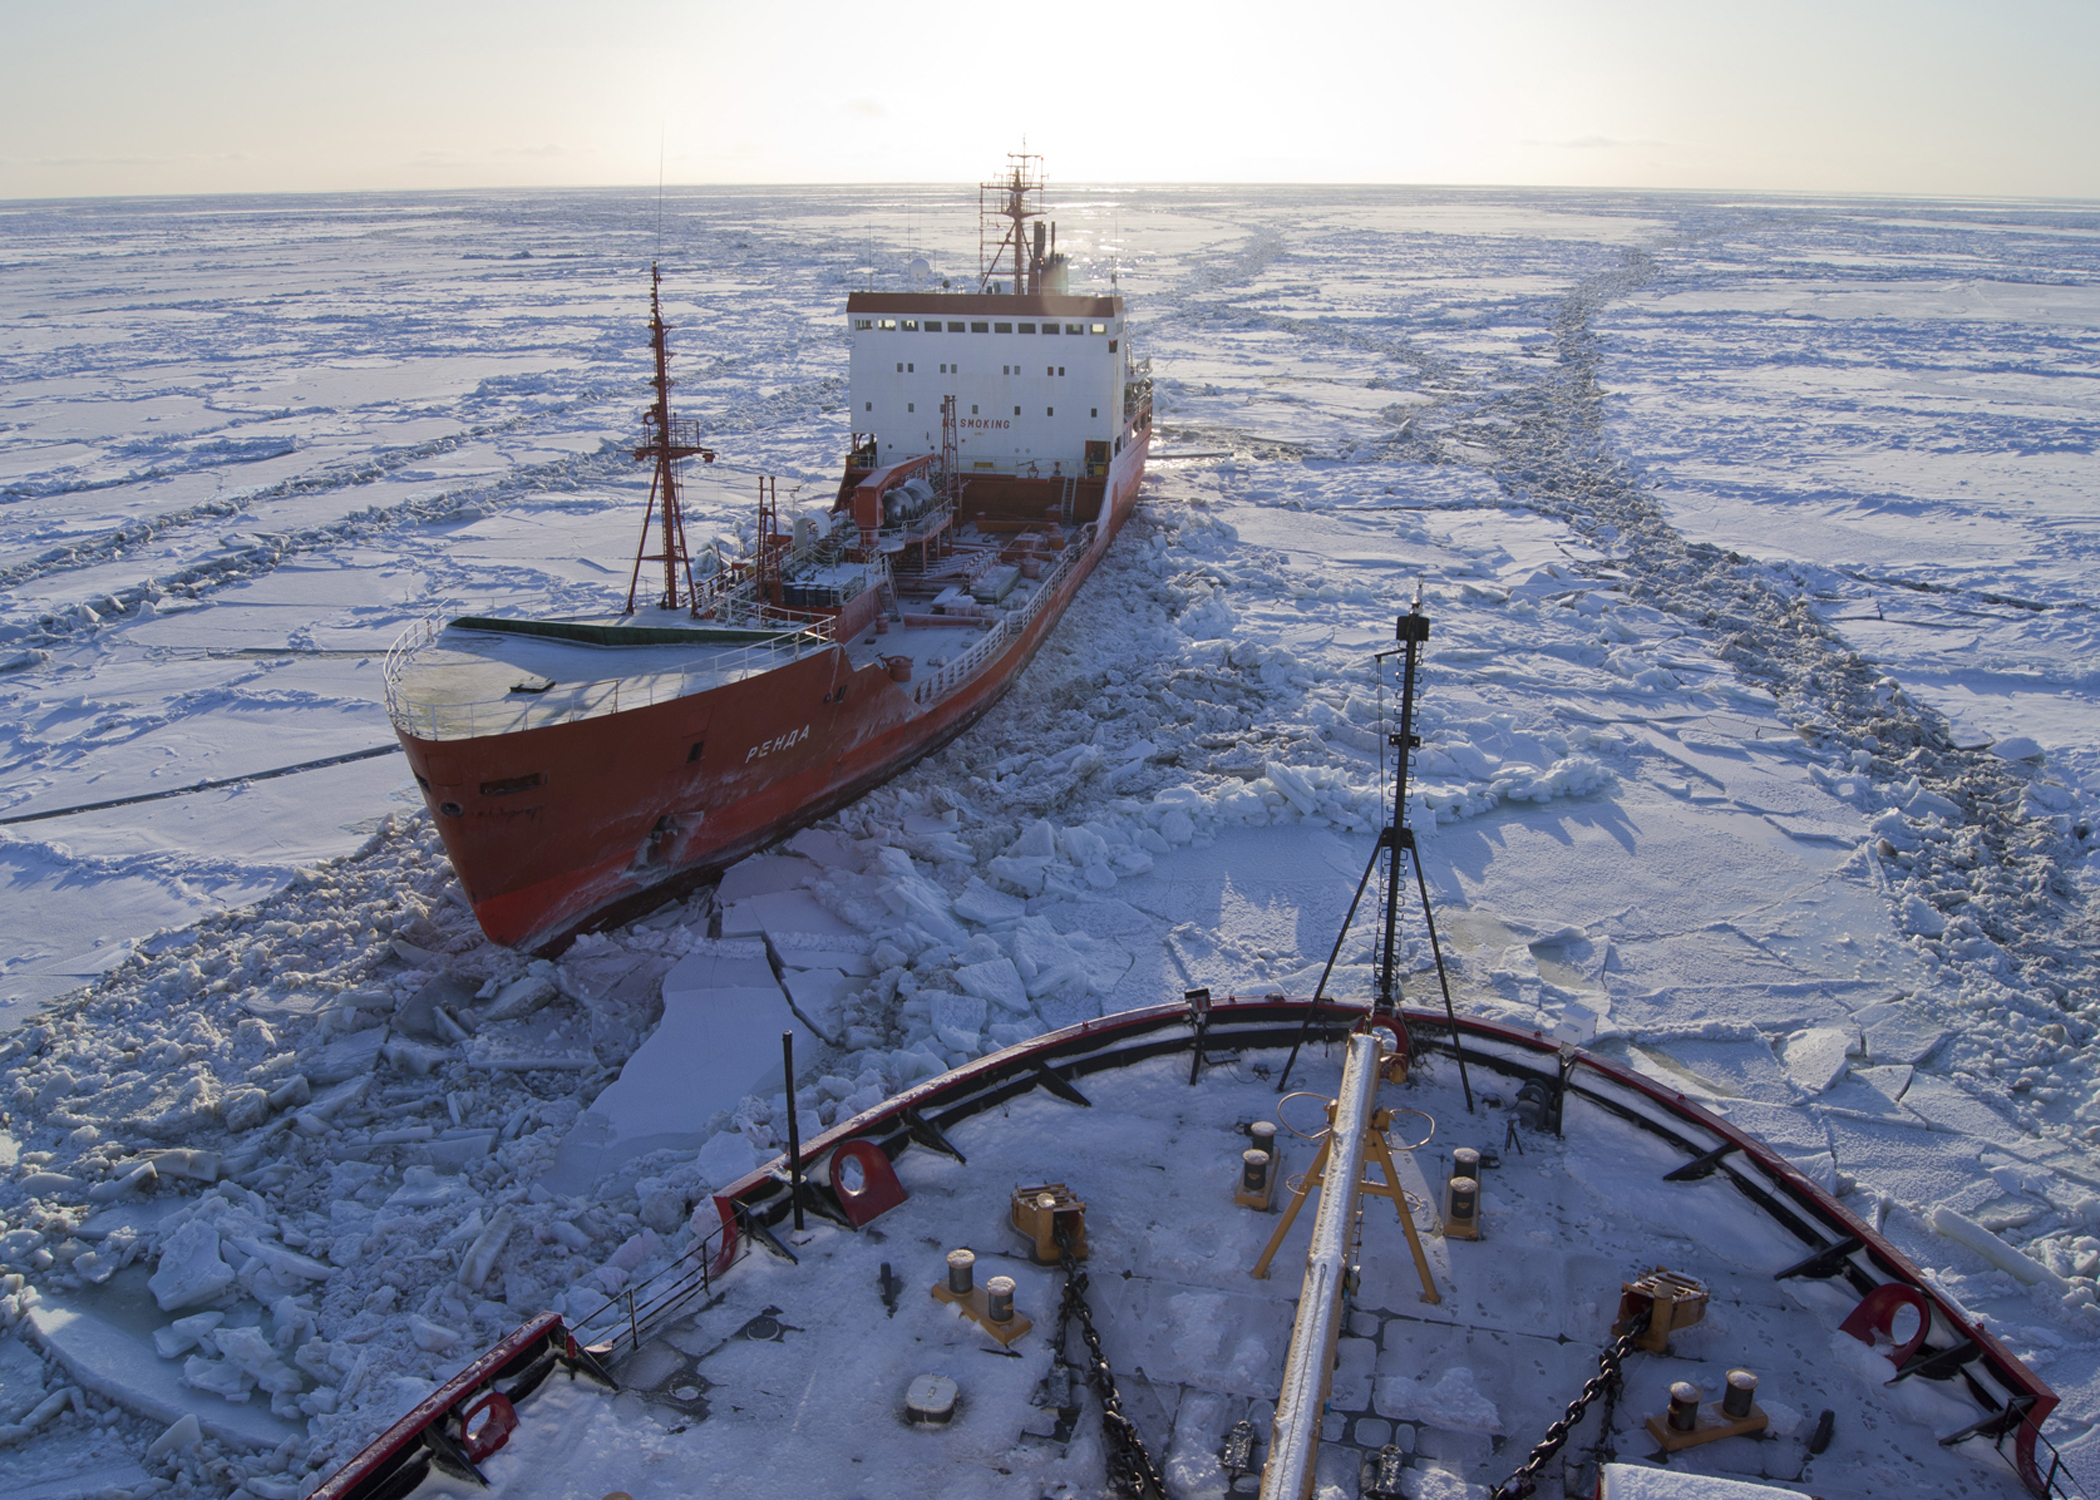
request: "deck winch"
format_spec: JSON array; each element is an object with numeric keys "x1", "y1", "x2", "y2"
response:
[
  {"x1": 1011, "y1": 1182, "x2": 1087, "y2": 1264},
  {"x1": 1615, "y1": 1267, "x2": 1709, "y2": 1354}
]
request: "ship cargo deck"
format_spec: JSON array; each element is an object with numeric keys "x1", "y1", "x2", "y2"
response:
[{"x1": 386, "y1": 523, "x2": 1079, "y2": 744}]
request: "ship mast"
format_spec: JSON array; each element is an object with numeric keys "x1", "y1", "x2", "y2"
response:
[
  {"x1": 626, "y1": 263, "x2": 715, "y2": 614},
  {"x1": 978, "y1": 153, "x2": 1045, "y2": 295}
]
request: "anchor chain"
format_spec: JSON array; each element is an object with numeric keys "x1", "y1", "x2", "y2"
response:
[
  {"x1": 1488, "y1": 1309, "x2": 1650, "y2": 1500},
  {"x1": 1055, "y1": 1229, "x2": 1168, "y2": 1500}
]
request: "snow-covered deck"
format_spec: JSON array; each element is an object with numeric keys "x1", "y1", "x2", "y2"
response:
[
  {"x1": 398, "y1": 1042, "x2": 2037, "y2": 1500},
  {"x1": 383, "y1": 617, "x2": 831, "y2": 741}
]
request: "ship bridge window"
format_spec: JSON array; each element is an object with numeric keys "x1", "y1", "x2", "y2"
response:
[
  {"x1": 923, "y1": 322, "x2": 939, "y2": 332},
  {"x1": 1090, "y1": 323, "x2": 1107, "y2": 335},
  {"x1": 1066, "y1": 323, "x2": 1083, "y2": 334},
  {"x1": 1018, "y1": 322, "x2": 1036, "y2": 333},
  {"x1": 854, "y1": 318, "x2": 873, "y2": 330},
  {"x1": 949, "y1": 321, "x2": 965, "y2": 331},
  {"x1": 903, "y1": 319, "x2": 918, "y2": 330},
  {"x1": 1043, "y1": 323, "x2": 1060, "y2": 334},
  {"x1": 878, "y1": 318, "x2": 898, "y2": 330},
  {"x1": 994, "y1": 322, "x2": 1013, "y2": 333},
  {"x1": 970, "y1": 321, "x2": 988, "y2": 333}
]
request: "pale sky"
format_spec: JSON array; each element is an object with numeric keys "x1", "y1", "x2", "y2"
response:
[{"x1": 3, "y1": 0, "x2": 2095, "y2": 201}]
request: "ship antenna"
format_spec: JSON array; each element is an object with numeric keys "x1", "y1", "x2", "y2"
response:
[
  {"x1": 656, "y1": 127, "x2": 665, "y2": 259},
  {"x1": 1276, "y1": 579, "x2": 1474, "y2": 1111}
]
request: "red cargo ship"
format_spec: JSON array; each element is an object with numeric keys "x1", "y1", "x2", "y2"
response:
[{"x1": 385, "y1": 156, "x2": 1152, "y2": 950}]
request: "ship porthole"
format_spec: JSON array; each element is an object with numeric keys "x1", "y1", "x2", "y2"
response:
[{"x1": 440, "y1": 801, "x2": 464, "y2": 817}]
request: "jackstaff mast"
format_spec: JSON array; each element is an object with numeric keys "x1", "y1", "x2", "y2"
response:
[{"x1": 626, "y1": 263, "x2": 715, "y2": 613}]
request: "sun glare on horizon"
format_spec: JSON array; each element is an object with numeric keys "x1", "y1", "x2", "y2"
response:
[{"x1": 1, "y1": 0, "x2": 2096, "y2": 201}]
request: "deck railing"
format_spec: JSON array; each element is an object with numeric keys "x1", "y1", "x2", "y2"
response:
[
  {"x1": 566, "y1": 1210, "x2": 749, "y2": 1361},
  {"x1": 911, "y1": 523, "x2": 1096, "y2": 708}
]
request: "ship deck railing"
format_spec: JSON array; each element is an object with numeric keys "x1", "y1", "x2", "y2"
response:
[
  {"x1": 565, "y1": 1208, "x2": 750, "y2": 1362},
  {"x1": 910, "y1": 521, "x2": 1095, "y2": 708},
  {"x1": 382, "y1": 615, "x2": 834, "y2": 742}
]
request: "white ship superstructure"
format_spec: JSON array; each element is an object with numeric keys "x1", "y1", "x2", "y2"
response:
[{"x1": 848, "y1": 292, "x2": 1130, "y2": 477}]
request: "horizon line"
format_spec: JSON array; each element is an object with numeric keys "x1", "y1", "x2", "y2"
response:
[{"x1": 6, "y1": 181, "x2": 2100, "y2": 211}]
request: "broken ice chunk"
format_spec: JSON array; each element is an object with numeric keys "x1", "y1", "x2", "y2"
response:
[
  {"x1": 213, "y1": 1325, "x2": 302, "y2": 1394},
  {"x1": 483, "y1": 973, "x2": 560, "y2": 1024},
  {"x1": 696, "y1": 1130, "x2": 759, "y2": 1188},
  {"x1": 228, "y1": 1236, "x2": 336, "y2": 1284},
  {"x1": 181, "y1": 1354, "x2": 253, "y2": 1402},
  {"x1": 1781, "y1": 1028, "x2": 1853, "y2": 1095},
  {"x1": 781, "y1": 969, "x2": 857, "y2": 1044},
  {"x1": 383, "y1": 1039, "x2": 454, "y2": 1077},
  {"x1": 148, "y1": 1219, "x2": 235, "y2": 1312},
  {"x1": 387, "y1": 1166, "x2": 465, "y2": 1209},
  {"x1": 953, "y1": 879, "x2": 1025, "y2": 927},
  {"x1": 460, "y1": 1207, "x2": 516, "y2": 1292},
  {"x1": 152, "y1": 1309, "x2": 227, "y2": 1360},
  {"x1": 221, "y1": 1088, "x2": 271, "y2": 1134},
  {"x1": 409, "y1": 1314, "x2": 461, "y2": 1353},
  {"x1": 955, "y1": 958, "x2": 1032, "y2": 1015},
  {"x1": 930, "y1": 992, "x2": 989, "y2": 1053},
  {"x1": 719, "y1": 853, "x2": 819, "y2": 904},
  {"x1": 308, "y1": 1027, "x2": 386, "y2": 1085},
  {"x1": 784, "y1": 828, "x2": 864, "y2": 871},
  {"x1": 146, "y1": 1412, "x2": 202, "y2": 1458}
]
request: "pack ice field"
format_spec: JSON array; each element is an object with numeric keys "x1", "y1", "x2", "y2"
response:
[{"x1": 0, "y1": 185, "x2": 2095, "y2": 1498}]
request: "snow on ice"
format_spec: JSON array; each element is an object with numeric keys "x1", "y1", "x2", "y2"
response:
[{"x1": 0, "y1": 185, "x2": 2095, "y2": 1495}]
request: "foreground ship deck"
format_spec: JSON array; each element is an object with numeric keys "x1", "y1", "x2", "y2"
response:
[{"x1": 320, "y1": 1003, "x2": 2071, "y2": 1500}]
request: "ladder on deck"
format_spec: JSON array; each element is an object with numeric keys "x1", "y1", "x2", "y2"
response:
[{"x1": 1058, "y1": 474, "x2": 1077, "y2": 525}]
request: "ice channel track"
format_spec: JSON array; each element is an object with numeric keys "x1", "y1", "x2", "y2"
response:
[
  {"x1": 0, "y1": 368, "x2": 852, "y2": 660},
  {"x1": 1146, "y1": 229, "x2": 2100, "y2": 1140}
]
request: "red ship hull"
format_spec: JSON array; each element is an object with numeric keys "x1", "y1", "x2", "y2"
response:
[{"x1": 397, "y1": 428, "x2": 1150, "y2": 951}]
